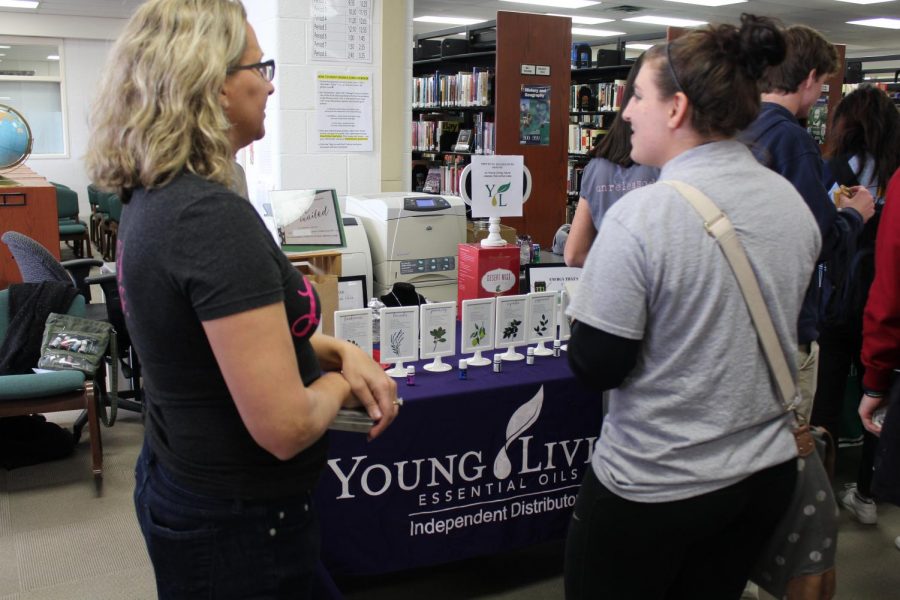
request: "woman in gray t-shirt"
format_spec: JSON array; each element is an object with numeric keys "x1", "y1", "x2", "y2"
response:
[
  {"x1": 565, "y1": 55, "x2": 658, "y2": 267},
  {"x1": 564, "y1": 16, "x2": 822, "y2": 599}
]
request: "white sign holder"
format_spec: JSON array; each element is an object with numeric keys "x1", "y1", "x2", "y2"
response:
[
  {"x1": 419, "y1": 302, "x2": 457, "y2": 372},
  {"x1": 526, "y1": 291, "x2": 558, "y2": 356},
  {"x1": 333, "y1": 308, "x2": 373, "y2": 357},
  {"x1": 495, "y1": 294, "x2": 529, "y2": 361},
  {"x1": 461, "y1": 297, "x2": 496, "y2": 366},
  {"x1": 459, "y1": 157, "x2": 532, "y2": 247},
  {"x1": 379, "y1": 306, "x2": 419, "y2": 378}
]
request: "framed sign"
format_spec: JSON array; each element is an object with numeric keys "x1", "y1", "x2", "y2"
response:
[
  {"x1": 494, "y1": 294, "x2": 528, "y2": 349},
  {"x1": 379, "y1": 306, "x2": 419, "y2": 364},
  {"x1": 338, "y1": 275, "x2": 367, "y2": 310},
  {"x1": 461, "y1": 297, "x2": 496, "y2": 355},
  {"x1": 526, "y1": 292, "x2": 558, "y2": 345},
  {"x1": 525, "y1": 264, "x2": 582, "y2": 294},
  {"x1": 333, "y1": 308, "x2": 373, "y2": 357},
  {"x1": 419, "y1": 302, "x2": 457, "y2": 360},
  {"x1": 278, "y1": 189, "x2": 347, "y2": 252}
]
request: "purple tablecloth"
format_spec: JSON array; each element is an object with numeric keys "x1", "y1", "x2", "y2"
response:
[{"x1": 314, "y1": 348, "x2": 601, "y2": 576}]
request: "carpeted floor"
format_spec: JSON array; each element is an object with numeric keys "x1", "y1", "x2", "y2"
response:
[{"x1": 1, "y1": 412, "x2": 898, "y2": 599}]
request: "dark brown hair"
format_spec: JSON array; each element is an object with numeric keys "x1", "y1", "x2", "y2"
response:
[
  {"x1": 592, "y1": 53, "x2": 644, "y2": 166},
  {"x1": 759, "y1": 25, "x2": 838, "y2": 94},
  {"x1": 827, "y1": 85, "x2": 900, "y2": 194},
  {"x1": 646, "y1": 14, "x2": 786, "y2": 139}
]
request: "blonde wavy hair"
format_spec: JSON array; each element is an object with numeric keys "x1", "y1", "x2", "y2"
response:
[{"x1": 86, "y1": 0, "x2": 247, "y2": 198}]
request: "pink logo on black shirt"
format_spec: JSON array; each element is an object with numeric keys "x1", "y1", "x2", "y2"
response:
[{"x1": 290, "y1": 277, "x2": 319, "y2": 338}]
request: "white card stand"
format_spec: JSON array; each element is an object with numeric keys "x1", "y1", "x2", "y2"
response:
[
  {"x1": 501, "y1": 346, "x2": 525, "y2": 361},
  {"x1": 532, "y1": 341, "x2": 553, "y2": 357},
  {"x1": 424, "y1": 355, "x2": 452, "y2": 373},
  {"x1": 380, "y1": 306, "x2": 419, "y2": 378},
  {"x1": 386, "y1": 361, "x2": 407, "y2": 378},
  {"x1": 466, "y1": 350, "x2": 491, "y2": 367}
]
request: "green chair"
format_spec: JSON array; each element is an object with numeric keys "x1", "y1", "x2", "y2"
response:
[
  {"x1": 0, "y1": 290, "x2": 102, "y2": 479},
  {"x1": 53, "y1": 183, "x2": 90, "y2": 259},
  {"x1": 87, "y1": 184, "x2": 113, "y2": 255},
  {"x1": 100, "y1": 194, "x2": 123, "y2": 261}
]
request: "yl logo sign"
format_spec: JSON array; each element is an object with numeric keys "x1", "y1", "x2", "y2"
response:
[{"x1": 493, "y1": 386, "x2": 543, "y2": 479}]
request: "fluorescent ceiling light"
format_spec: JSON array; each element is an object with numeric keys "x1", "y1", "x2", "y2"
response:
[
  {"x1": 572, "y1": 27, "x2": 627, "y2": 37},
  {"x1": 848, "y1": 18, "x2": 900, "y2": 29},
  {"x1": 0, "y1": 46, "x2": 9, "y2": 49},
  {"x1": 625, "y1": 43, "x2": 654, "y2": 50},
  {"x1": 46, "y1": 54, "x2": 59, "y2": 60},
  {"x1": 548, "y1": 13, "x2": 614, "y2": 24},
  {"x1": 836, "y1": 0, "x2": 895, "y2": 4},
  {"x1": 0, "y1": 1, "x2": 39, "y2": 8},
  {"x1": 663, "y1": 0, "x2": 746, "y2": 5},
  {"x1": 624, "y1": 15, "x2": 708, "y2": 27},
  {"x1": 413, "y1": 16, "x2": 486, "y2": 25},
  {"x1": 499, "y1": 0, "x2": 600, "y2": 9}
]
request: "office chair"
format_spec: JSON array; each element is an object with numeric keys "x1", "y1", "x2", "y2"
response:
[
  {"x1": 1, "y1": 231, "x2": 143, "y2": 440},
  {"x1": 0, "y1": 289, "x2": 103, "y2": 479},
  {"x1": 1, "y1": 231, "x2": 102, "y2": 304}
]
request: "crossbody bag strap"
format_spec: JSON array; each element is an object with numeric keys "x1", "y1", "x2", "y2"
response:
[{"x1": 661, "y1": 180, "x2": 799, "y2": 412}]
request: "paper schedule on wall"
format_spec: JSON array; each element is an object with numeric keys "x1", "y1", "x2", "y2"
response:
[{"x1": 311, "y1": 0, "x2": 372, "y2": 63}]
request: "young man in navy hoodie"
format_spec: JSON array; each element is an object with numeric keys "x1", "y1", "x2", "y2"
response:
[{"x1": 741, "y1": 25, "x2": 875, "y2": 421}]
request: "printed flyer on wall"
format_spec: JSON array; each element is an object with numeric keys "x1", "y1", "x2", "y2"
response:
[{"x1": 519, "y1": 85, "x2": 550, "y2": 146}]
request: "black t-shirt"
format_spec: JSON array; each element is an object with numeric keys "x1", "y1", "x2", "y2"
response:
[{"x1": 117, "y1": 173, "x2": 326, "y2": 499}]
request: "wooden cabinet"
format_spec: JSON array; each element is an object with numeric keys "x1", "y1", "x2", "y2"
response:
[{"x1": 0, "y1": 165, "x2": 60, "y2": 289}]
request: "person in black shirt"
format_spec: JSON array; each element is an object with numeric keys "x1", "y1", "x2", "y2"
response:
[{"x1": 86, "y1": 1, "x2": 397, "y2": 597}]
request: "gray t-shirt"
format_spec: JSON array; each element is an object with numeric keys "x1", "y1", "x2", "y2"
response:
[
  {"x1": 568, "y1": 140, "x2": 821, "y2": 503},
  {"x1": 579, "y1": 157, "x2": 659, "y2": 231}
]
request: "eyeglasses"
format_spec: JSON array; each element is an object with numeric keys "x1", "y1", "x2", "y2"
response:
[{"x1": 227, "y1": 59, "x2": 275, "y2": 82}]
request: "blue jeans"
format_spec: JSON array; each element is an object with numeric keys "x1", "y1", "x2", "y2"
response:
[{"x1": 134, "y1": 441, "x2": 319, "y2": 599}]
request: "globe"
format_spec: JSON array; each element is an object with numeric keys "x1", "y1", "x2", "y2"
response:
[{"x1": 0, "y1": 104, "x2": 33, "y2": 172}]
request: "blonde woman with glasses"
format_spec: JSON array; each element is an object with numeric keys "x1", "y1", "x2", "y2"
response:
[{"x1": 87, "y1": 1, "x2": 397, "y2": 597}]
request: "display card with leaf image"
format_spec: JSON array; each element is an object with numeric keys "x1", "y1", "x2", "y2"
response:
[
  {"x1": 333, "y1": 308, "x2": 373, "y2": 358},
  {"x1": 461, "y1": 297, "x2": 496, "y2": 355},
  {"x1": 526, "y1": 292, "x2": 557, "y2": 345},
  {"x1": 379, "y1": 306, "x2": 419, "y2": 364},
  {"x1": 494, "y1": 294, "x2": 529, "y2": 349},
  {"x1": 419, "y1": 301, "x2": 457, "y2": 360}
]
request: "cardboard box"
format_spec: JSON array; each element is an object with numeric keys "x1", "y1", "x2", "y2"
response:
[
  {"x1": 457, "y1": 243, "x2": 520, "y2": 317},
  {"x1": 466, "y1": 221, "x2": 518, "y2": 246},
  {"x1": 287, "y1": 251, "x2": 342, "y2": 336}
]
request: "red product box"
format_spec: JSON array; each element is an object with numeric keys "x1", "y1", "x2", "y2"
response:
[{"x1": 457, "y1": 243, "x2": 520, "y2": 317}]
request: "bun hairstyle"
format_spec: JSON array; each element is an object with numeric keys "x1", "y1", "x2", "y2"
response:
[{"x1": 647, "y1": 14, "x2": 786, "y2": 138}]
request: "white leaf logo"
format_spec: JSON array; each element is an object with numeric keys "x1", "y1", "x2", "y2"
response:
[
  {"x1": 481, "y1": 268, "x2": 516, "y2": 294},
  {"x1": 493, "y1": 386, "x2": 544, "y2": 479}
]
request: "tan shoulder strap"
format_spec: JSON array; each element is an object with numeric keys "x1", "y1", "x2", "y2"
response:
[{"x1": 661, "y1": 180, "x2": 798, "y2": 412}]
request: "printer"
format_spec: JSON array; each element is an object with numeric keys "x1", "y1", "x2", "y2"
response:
[
  {"x1": 337, "y1": 215, "x2": 373, "y2": 302},
  {"x1": 345, "y1": 192, "x2": 466, "y2": 303}
]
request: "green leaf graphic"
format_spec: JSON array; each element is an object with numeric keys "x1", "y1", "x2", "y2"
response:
[{"x1": 498, "y1": 182, "x2": 511, "y2": 194}]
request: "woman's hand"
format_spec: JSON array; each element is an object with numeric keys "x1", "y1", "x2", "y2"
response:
[
  {"x1": 311, "y1": 334, "x2": 399, "y2": 440},
  {"x1": 336, "y1": 341, "x2": 399, "y2": 440},
  {"x1": 859, "y1": 393, "x2": 885, "y2": 436}
]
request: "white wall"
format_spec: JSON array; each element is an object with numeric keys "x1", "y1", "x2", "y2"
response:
[
  {"x1": 241, "y1": 0, "x2": 388, "y2": 205},
  {"x1": 25, "y1": 38, "x2": 114, "y2": 216},
  {"x1": 1, "y1": 13, "x2": 125, "y2": 217}
]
